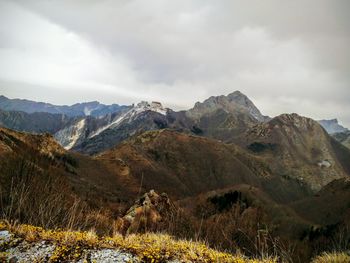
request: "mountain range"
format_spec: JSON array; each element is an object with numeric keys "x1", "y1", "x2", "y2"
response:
[
  {"x1": 0, "y1": 95, "x2": 126, "y2": 117},
  {"x1": 0, "y1": 91, "x2": 349, "y2": 262}
]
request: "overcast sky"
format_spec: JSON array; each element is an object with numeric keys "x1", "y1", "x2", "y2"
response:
[{"x1": 0, "y1": 0, "x2": 349, "y2": 126}]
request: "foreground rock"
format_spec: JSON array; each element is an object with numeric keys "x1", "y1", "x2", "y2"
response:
[
  {"x1": 0, "y1": 230, "x2": 138, "y2": 263},
  {"x1": 117, "y1": 190, "x2": 177, "y2": 235}
]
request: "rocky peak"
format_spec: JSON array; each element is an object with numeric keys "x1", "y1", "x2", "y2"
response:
[
  {"x1": 271, "y1": 113, "x2": 318, "y2": 130},
  {"x1": 249, "y1": 113, "x2": 327, "y2": 141},
  {"x1": 134, "y1": 101, "x2": 168, "y2": 115},
  {"x1": 187, "y1": 90, "x2": 267, "y2": 122},
  {"x1": 318, "y1": 118, "x2": 348, "y2": 134}
]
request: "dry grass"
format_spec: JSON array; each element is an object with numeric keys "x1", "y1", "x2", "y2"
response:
[
  {"x1": 311, "y1": 252, "x2": 350, "y2": 263},
  {"x1": 1, "y1": 221, "x2": 277, "y2": 263}
]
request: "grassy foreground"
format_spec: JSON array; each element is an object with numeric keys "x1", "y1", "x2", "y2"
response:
[
  {"x1": 1, "y1": 221, "x2": 348, "y2": 262},
  {"x1": 311, "y1": 252, "x2": 350, "y2": 263},
  {"x1": 0, "y1": 221, "x2": 276, "y2": 263}
]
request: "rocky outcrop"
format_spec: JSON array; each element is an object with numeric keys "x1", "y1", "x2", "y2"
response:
[{"x1": 117, "y1": 190, "x2": 176, "y2": 235}]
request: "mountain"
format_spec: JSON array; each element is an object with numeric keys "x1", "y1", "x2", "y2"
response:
[
  {"x1": 0, "y1": 92, "x2": 270, "y2": 153},
  {"x1": 62, "y1": 101, "x2": 186, "y2": 154},
  {"x1": 318, "y1": 118, "x2": 349, "y2": 134},
  {"x1": 332, "y1": 130, "x2": 350, "y2": 150},
  {"x1": 65, "y1": 91, "x2": 269, "y2": 154},
  {"x1": 184, "y1": 91, "x2": 269, "y2": 142},
  {"x1": 317, "y1": 119, "x2": 350, "y2": 149},
  {"x1": 0, "y1": 109, "x2": 71, "y2": 134},
  {"x1": 0, "y1": 100, "x2": 181, "y2": 153},
  {"x1": 238, "y1": 113, "x2": 350, "y2": 191},
  {"x1": 0, "y1": 95, "x2": 126, "y2": 117},
  {"x1": 97, "y1": 129, "x2": 273, "y2": 198},
  {"x1": 186, "y1": 91, "x2": 268, "y2": 122}
]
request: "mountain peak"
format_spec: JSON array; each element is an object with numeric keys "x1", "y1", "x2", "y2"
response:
[
  {"x1": 135, "y1": 101, "x2": 167, "y2": 115},
  {"x1": 227, "y1": 90, "x2": 245, "y2": 97},
  {"x1": 270, "y1": 113, "x2": 320, "y2": 131},
  {"x1": 187, "y1": 91, "x2": 267, "y2": 122},
  {"x1": 318, "y1": 118, "x2": 348, "y2": 134}
]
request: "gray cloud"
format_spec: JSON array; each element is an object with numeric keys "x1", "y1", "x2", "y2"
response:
[{"x1": 0, "y1": 0, "x2": 349, "y2": 126}]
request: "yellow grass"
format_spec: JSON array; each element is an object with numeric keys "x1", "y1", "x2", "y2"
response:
[
  {"x1": 1, "y1": 221, "x2": 277, "y2": 263},
  {"x1": 311, "y1": 252, "x2": 350, "y2": 263}
]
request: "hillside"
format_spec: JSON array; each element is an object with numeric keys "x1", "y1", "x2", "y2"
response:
[
  {"x1": 1, "y1": 127, "x2": 350, "y2": 262},
  {"x1": 97, "y1": 129, "x2": 272, "y2": 198},
  {"x1": 0, "y1": 109, "x2": 71, "y2": 134},
  {"x1": 238, "y1": 113, "x2": 350, "y2": 191}
]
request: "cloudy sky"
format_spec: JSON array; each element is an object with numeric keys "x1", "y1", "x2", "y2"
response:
[{"x1": 0, "y1": 0, "x2": 349, "y2": 126}]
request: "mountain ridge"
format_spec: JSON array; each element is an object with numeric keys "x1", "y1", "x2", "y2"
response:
[{"x1": 0, "y1": 95, "x2": 127, "y2": 117}]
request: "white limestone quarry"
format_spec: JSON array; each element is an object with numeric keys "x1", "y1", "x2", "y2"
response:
[
  {"x1": 89, "y1": 101, "x2": 167, "y2": 138},
  {"x1": 54, "y1": 118, "x2": 86, "y2": 150}
]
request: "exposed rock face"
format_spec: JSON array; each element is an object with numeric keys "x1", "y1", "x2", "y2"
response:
[
  {"x1": 241, "y1": 113, "x2": 350, "y2": 191},
  {"x1": 186, "y1": 91, "x2": 268, "y2": 122},
  {"x1": 184, "y1": 91, "x2": 270, "y2": 142},
  {"x1": 0, "y1": 229, "x2": 139, "y2": 263},
  {"x1": 117, "y1": 190, "x2": 176, "y2": 235},
  {"x1": 318, "y1": 119, "x2": 348, "y2": 134},
  {"x1": 54, "y1": 101, "x2": 174, "y2": 153}
]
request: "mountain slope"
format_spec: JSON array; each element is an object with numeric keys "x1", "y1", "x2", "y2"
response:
[
  {"x1": 239, "y1": 113, "x2": 350, "y2": 191},
  {"x1": 70, "y1": 102, "x2": 187, "y2": 154},
  {"x1": 0, "y1": 109, "x2": 71, "y2": 134},
  {"x1": 332, "y1": 130, "x2": 350, "y2": 150},
  {"x1": 97, "y1": 129, "x2": 311, "y2": 200}
]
